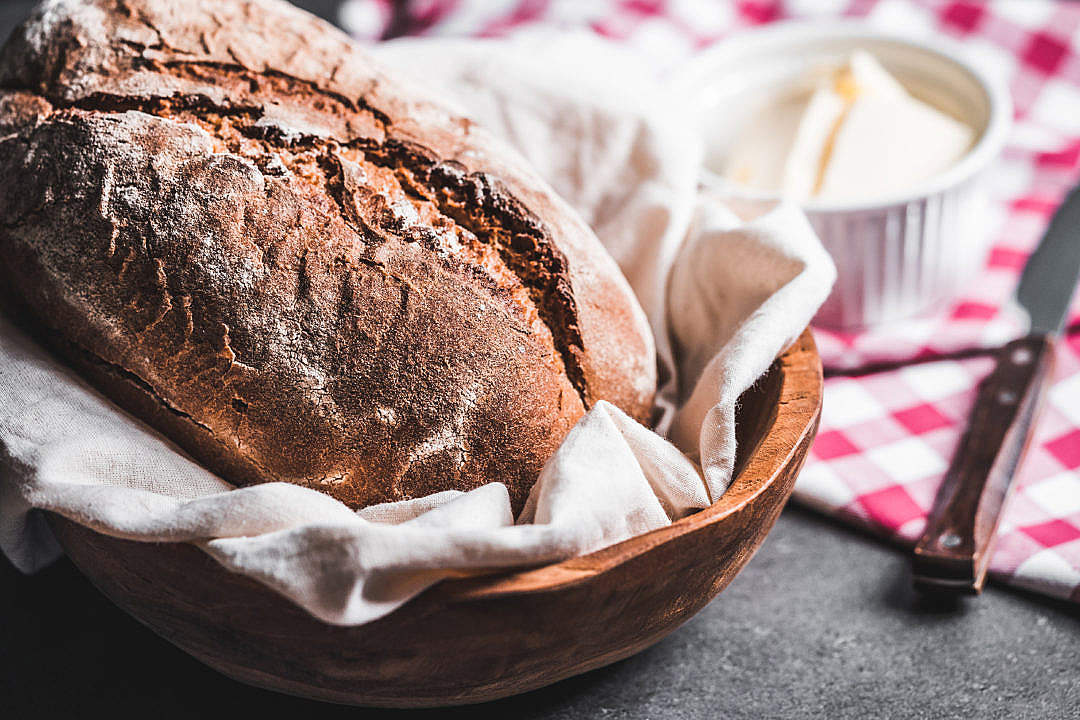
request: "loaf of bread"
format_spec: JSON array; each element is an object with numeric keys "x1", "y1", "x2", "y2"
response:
[{"x1": 0, "y1": 0, "x2": 656, "y2": 513}]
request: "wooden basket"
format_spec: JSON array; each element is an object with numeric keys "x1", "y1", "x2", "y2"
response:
[{"x1": 49, "y1": 328, "x2": 822, "y2": 708}]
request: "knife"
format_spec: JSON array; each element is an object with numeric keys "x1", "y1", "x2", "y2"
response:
[{"x1": 912, "y1": 183, "x2": 1080, "y2": 595}]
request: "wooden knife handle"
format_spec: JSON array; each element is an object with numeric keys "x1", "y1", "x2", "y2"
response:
[{"x1": 912, "y1": 334, "x2": 1055, "y2": 595}]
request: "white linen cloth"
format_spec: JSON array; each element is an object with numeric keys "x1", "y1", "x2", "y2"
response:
[{"x1": 0, "y1": 32, "x2": 835, "y2": 626}]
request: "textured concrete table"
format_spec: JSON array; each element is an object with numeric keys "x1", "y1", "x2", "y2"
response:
[{"x1": 3, "y1": 506, "x2": 1078, "y2": 719}]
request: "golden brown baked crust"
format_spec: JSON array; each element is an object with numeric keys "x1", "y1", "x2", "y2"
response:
[{"x1": 0, "y1": 0, "x2": 656, "y2": 512}]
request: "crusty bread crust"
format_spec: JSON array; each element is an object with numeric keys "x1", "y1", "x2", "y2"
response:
[{"x1": 0, "y1": 0, "x2": 656, "y2": 512}]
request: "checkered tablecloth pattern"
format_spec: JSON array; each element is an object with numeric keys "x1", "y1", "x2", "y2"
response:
[{"x1": 340, "y1": 0, "x2": 1080, "y2": 603}]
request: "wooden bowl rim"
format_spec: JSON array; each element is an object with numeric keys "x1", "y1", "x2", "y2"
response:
[{"x1": 439, "y1": 328, "x2": 822, "y2": 601}]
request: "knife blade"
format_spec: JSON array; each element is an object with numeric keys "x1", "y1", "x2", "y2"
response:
[
  {"x1": 1017, "y1": 183, "x2": 1080, "y2": 333},
  {"x1": 912, "y1": 183, "x2": 1080, "y2": 595}
]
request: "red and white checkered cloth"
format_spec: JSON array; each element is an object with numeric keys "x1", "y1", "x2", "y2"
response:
[{"x1": 341, "y1": 0, "x2": 1080, "y2": 603}]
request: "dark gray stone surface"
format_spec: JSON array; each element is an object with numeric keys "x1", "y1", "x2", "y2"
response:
[{"x1": 3, "y1": 506, "x2": 1078, "y2": 719}]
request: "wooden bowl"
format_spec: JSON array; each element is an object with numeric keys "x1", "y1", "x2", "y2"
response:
[{"x1": 48, "y1": 329, "x2": 822, "y2": 708}]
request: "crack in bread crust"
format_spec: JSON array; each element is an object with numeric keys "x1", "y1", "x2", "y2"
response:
[
  {"x1": 6, "y1": 77, "x2": 592, "y2": 407},
  {"x1": 0, "y1": 7, "x2": 592, "y2": 402}
]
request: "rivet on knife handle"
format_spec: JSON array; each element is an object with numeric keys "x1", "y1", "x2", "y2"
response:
[{"x1": 912, "y1": 335, "x2": 1055, "y2": 595}]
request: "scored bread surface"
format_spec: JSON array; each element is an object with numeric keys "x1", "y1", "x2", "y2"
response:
[{"x1": 0, "y1": 0, "x2": 657, "y2": 512}]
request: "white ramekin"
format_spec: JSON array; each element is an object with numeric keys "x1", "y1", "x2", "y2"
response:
[{"x1": 674, "y1": 22, "x2": 1012, "y2": 330}]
